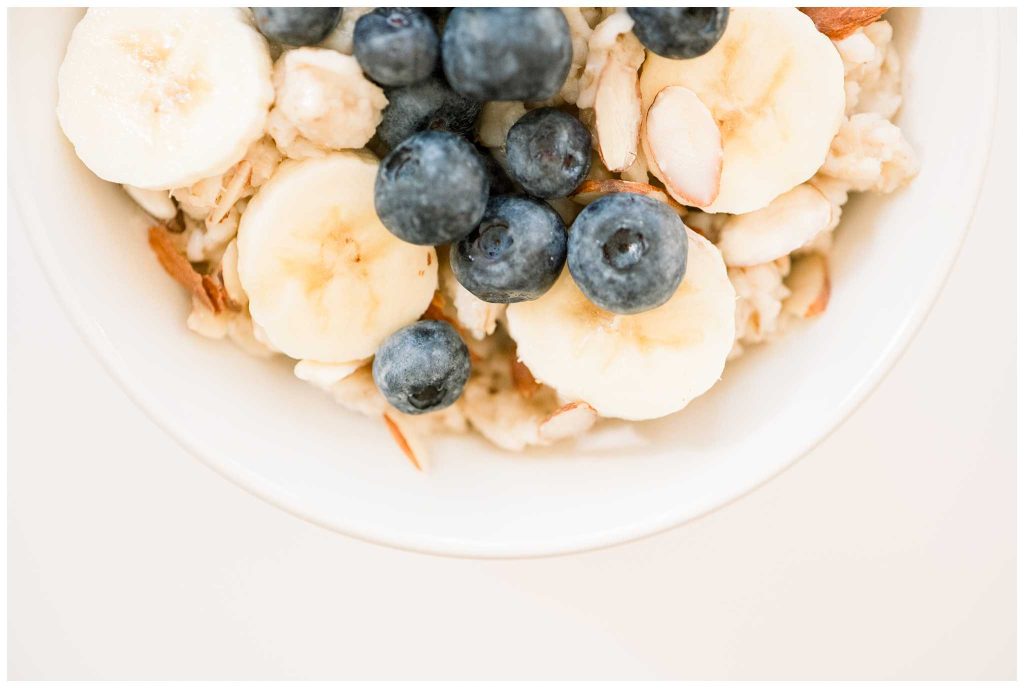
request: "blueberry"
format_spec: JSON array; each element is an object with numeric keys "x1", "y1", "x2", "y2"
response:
[
  {"x1": 627, "y1": 8, "x2": 729, "y2": 59},
  {"x1": 376, "y1": 77, "x2": 482, "y2": 152},
  {"x1": 252, "y1": 8, "x2": 342, "y2": 46},
  {"x1": 372, "y1": 320, "x2": 470, "y2": 415},
  {"x1": 353, "y1": 8, "x2": 438, "y2": 86},
  {"x1": 505, "y1": 108, "x2": 592, "y2": 199},
  {"x1": 375, "y1": 131, "x2": 489, "y2": 246},
  {"x1": 451, "y1": 195, "x2": 567, "y2": 303},
  {"x1": 441, "y1": 8, "x2": 572, "y2": 101},
  {"x1": 567, "y1": 193, "x2": 688, "y2": 314}
]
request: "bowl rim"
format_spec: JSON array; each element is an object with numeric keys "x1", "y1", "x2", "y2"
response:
[{"x1": 10, "y1": 8, "x2": 1001, "y2": 559}]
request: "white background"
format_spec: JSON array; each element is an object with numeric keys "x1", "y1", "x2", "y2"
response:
[{"x1": 8, "y1": 14, "x2": 1016, "y2": 680}]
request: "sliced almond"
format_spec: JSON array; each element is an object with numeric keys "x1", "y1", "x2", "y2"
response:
[
  {"x1": 642, "y1": 86, "x2": 723, "y2": 208},
  {"x1": 783, "y1": 252, "x2": 831, "y2": 318},
  {"x1": 571, "y1": 179, "x2": 687, "y2": 216},
  {"x1": 576, "y1": 9, "x2": 641, "y2": 110},
  {"x1": 382, "y1": 413, "x2": 427, "y2": 471},
  {"x1": 201, "y1": 274, "x2": 228, "y2": 313},
  {"x1": 538, "y1": 401, "x2": 598, "y2": 443},
  {"x1": 716, "y1": 184, "x2": 832, "y2": 267},
  {"x1": 799, "y1": 7, "x2": 888, "y2": 40},
  {"x1": 510, "y1": 356, "x2": 541, "y2": 399},
  {"x1": 210, "y1": 159, "x2": 253, "y2": 225},
  {"x1": 148, "y1": 226, "x2": 219, "y2": 313},
  {"x1": 594, "y1": 59, "x2": 642, "y2": 172}
]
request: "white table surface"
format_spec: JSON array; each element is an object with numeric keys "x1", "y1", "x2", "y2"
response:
[{"x1": 8, "y1": 16, "x2": 1016, "y2": 679}]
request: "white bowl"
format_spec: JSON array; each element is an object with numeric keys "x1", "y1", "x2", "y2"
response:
[{"x1": 10, "y1": 9, "x2": 998, "y2": 557}]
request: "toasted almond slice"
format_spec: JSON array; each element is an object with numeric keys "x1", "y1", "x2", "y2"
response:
[
  {"x1": 594, "y1": 59, "x2": 641, "y2": 172},
  {"x1": 201, "y1": 274, "x2": 228, "y2": 313},
  {"x1": 510, "y1": 356, "x2": 541, "y2": 399},
  {"x1": 382, "y1": 413, "x2": 426, "y2": 471},
  {"x1": 148, "y1": 226, "x2": 219, "y2": 313},
  {"x1": 570, "y1": 179, "x2": 687, "y2": 216},
  {"x1": 576, "y1": 9, "x2": 640, "y2": 110},
  {"x1": 538, "y1": 401, "x2": 598, "y2": 443},
  {"x1": 783, "y1": 252, "x2": 831, "y2": 318},
  {"x1": 717, "y1": 184, "x2": 832, "y2": 267},
  {"x1": 799, "y1": 7, "x2": 888, "y2": 40},
  {"x1": 210, "y1": 159, "x2": 253, "y2": 225},
  {"x1": 643, "y1": 86, "x2": 723, "y2": 208}
]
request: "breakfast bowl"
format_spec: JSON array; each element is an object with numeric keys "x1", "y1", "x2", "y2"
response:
[{"x1": 9, "y1": 8, "x2": 998, "y2": 557}]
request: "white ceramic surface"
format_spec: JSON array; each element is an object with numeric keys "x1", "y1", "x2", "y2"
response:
[{"x1": 9, "y1": 9, "x2": 998, "y2": 558}]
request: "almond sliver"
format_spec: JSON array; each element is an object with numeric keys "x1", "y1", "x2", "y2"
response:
[
  {"x1": 382, "y1": 413, "x2": 426, "y2": 471},
  {"x1": 594, "y1": 59, "x2": 641, "y2": 172},
  {"x1": 643, "y1": 86, "x2": 723, "y2": 208},
  {"x1": 570, "y1": 179, "x2": 687, "y2": 216},
  {"x1": 148, "y1": 225, "x2": 220, "y2": 313},
  {"x1": 799, "y1": 7, "x2": 888, "y2": 40}
]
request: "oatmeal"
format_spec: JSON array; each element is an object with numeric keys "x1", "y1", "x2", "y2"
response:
[{"x1": 58, "y1": 8, "x2": 916, "y2": 467}]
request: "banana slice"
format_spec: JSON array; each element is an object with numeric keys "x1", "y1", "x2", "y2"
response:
[
  {"x1": 123, "y1": 185, "x2": 177, "y2": 221},
  {"x1": 57, "y1": 8, "x2": 274, "y2": 190},
  {"x1": 716, "y1": 184, "x2": 832, "y2": 267},
  {"x1": 639, "y1": 8, "x2": 845, "y2": 214},
  {"x1": 506, "y1": 229, "x2": 735, "y2": 421},
  {"x1": 237, "y1": 152, "x2": 438, "y2": 363}
]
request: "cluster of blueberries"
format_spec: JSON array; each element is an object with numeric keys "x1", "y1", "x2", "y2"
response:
[{"x1": 252, "y1": 7, "x2": 729, "y2": 415}]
